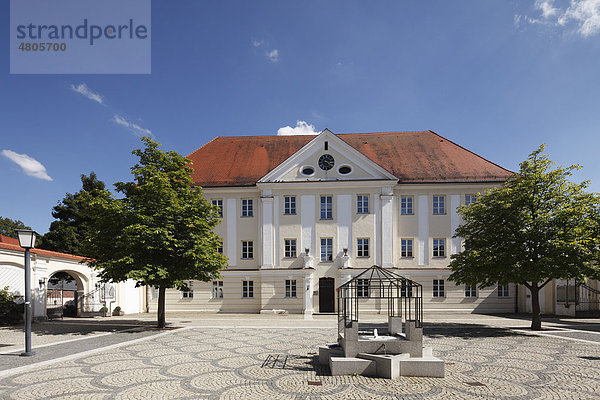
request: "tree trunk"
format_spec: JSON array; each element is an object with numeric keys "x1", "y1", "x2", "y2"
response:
[
  {"x1": 530, "y1": 283, "x2": 542, "y2": 330},
  {"x1": 157, "y1": 285, "x2": 166, "y2": 329}
]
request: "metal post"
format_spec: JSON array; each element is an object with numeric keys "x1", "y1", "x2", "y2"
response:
[{"x1": 21, "y1": 248, "x2": 34, "y2": 356}]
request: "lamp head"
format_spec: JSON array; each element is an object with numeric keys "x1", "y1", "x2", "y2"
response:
[{"x1": 16, "y1": 230, "x2": 38, "y2": 249}]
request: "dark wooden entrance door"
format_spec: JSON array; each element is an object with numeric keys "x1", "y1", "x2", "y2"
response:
[{"x1": 319, "y1": 277, "x2": 335, "y2": 313}]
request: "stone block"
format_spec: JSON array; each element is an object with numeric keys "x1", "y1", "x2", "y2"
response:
[
  {"x1": 388, "y1": 316, "x2": 403, "y2": 335},
  {"x1": 405, "y1": 320, "x2": 423, "y2": 343},
  {"x1": 399, "y1": 356, "x2": 445, "y2": 378},
  {"x1": 329, "y1": 355, "x2": 376, "y2": 377},
  {"x1": 358, "y1": 353, "x2": 409, "y2": 379},
  {"x1": 318, "y1": 345, "x2": 343, "y2": 366}
]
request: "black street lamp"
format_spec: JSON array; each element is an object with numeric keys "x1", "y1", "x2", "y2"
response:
[{"x1": 16, "y1": 229, "x2": 38, "y2": 357}]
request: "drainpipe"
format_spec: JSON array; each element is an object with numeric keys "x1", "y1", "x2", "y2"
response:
[
  {"x1": 145, "y1": 285, "x2": 150, "y2": 313},
  {"x1": 514, "y1": 284, "x2": 519, "y2": 313}
]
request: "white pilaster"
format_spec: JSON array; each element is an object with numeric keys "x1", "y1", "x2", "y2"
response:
[
  {"x1": 226, "y1": 198, "x2": 237, "y2": 266},
  {"x1": 450, "y1": 194, "x2": 461, "y2": 255},
  {"x1": 418, "y1": 195, "x2": 429, "y2": 266},
  {"x1": 336, "y1": 194, "x2": 352, "y2": 256},
  {"x1": 303, "y1": 274, "x2": 314, "y2": 318},
  {"x1": 301, "y1": 195, "x2": 315, "y2": 256},
  {"x1": 381, "y1": 188, "x2": 394, "y2": 268},
  {"x1": 274, "y1": 195, "x2": 280, "y2": 266},
  {"x1": 374, "y1": 194, "x2": 381, "y2": 266},
  {"x1": 33, "y1": 257, "x2": 46, "y2": 318},
  {"x1": 261, "y1": 195, "x2": 274, "y2": 268}
]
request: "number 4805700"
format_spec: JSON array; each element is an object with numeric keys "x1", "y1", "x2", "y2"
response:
[{"x1": 18, "y1": 42, "x2": 66, "y2": 51}]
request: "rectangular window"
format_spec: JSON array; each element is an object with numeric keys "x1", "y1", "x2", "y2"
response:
[
  {"x1": 401, "y1": 281, "x2": 413, "y2": 297},
  {"x1": 357, "y1": 195, "x2": 369, "y2": 214},
  {"x1": 320, "y1": 196, "x2": 333, "y2": 219},
  {"x1": 241, "y1": 199, "x2": 253, "y2": 217},
  {"x1": 212, "y1": 280, "x2": 223, "y2": 299},
  {"x1": 151, "y1": 286, "x2": 159, "y2": 300},
  {"x1": 181, "y1": 281, "x2": 194, "y2": 298},
  {"x1": 433, "y1": 195, "x2": 446, "y2": 215},
  {"x1": 284, "y1": 196, "x2": 296, "y2": 215},
  {"x1": 285, "y1": 279, "x2": 297, "y2": 298},
  {"x1": 400, "y1": 196, "x2": 413, "y2": 215},
  {"x1": 320, "y1": 238, "x2": 333, "y2": 262},
  {"x1": 498, "y1": 284, "x2": 510, "y2": 297},
  {"x1": 242, "y1": 280, "x2": 254, "y2": 298},
  {"x1": 433, "y1": 279, "x2": 445, "y2": 298},
  {"x1": 401, "y1": 238, "x2": 413, "y2": 258},
  {"x1": 284, "y1": 239, "x2": 297, "y2": 258},
  {"x1": 241, "y1": 241, "x2": 254, "y2": 259},
  {"x1": 357, "y1": 238, "x2": 369, "y2": 257},
  {"x1": 433, "y1": 238, "x2": 446, "y2": 257},
  {"x1": 465, "y1": 284, "x2": 477, "y2": 298},
  {"x1": 211, "y1": 199, "x2": 223, "y2": 218},
  {"x1": 465, "y1": 194, "x2": 477, "y2": 206},
  {"x1": 357, "y1": 279, "x2": 369, "y2": 298}
]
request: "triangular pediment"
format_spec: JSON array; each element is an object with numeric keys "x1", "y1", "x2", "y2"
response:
[{"x1": 259, "y1": 129, "x2": 398, "y2": 183}]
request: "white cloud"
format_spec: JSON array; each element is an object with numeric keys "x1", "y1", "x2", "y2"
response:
[
  {"x1": 524, "y1": 0, "x2": 600, "y2": 37},
  {"x1": 1, "y1": 150, "x2": 53, "y2": 181},
  {"x1": 266, "y1": 49, "x2": 280, "y2": 63},
  {"x1": 277, "y1": 121, "x2": 318, "y2": 136},
  {"x1": 70, "y1": 83, "x2": 104, "y2": 105},
  {"x1": 537, "y1": 0, "x2": 559, "y2": 18},
  {"x1": 251, "y1": 39, "x2": 281, "y2": 62},
  {"x1": 113, "y1": 115, "x2": 153, "y2": 138},
  {"x1": 559, "y1": 0, "x2": 600, "y2": 36}
]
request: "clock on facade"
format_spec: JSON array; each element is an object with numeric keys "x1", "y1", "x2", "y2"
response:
[{"x1": 318, "y1": 154, "x2": 335, "y2": 170}]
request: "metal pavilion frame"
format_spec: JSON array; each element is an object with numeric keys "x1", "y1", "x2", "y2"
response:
[{"x1": 337, "y1": 265, "x2": 423, "y2": 337}]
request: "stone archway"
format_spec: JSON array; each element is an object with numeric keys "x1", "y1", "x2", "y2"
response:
[{"x1": 47, "y1": 271, "x2": 85, "y2": 317}]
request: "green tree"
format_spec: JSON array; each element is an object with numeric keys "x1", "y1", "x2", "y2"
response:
[
  {"x1": 449, "y1": 145, "x2": 600, "y2": 330},
  {"x1": 38, "y1": 172, "x2": 106, "y2": 255},
  {"x1": 82, "y1": 137, "x2": 227, "y2": 328},
  {"x1": 0, "y1": 217, "x2": 31, "y2": 238}
]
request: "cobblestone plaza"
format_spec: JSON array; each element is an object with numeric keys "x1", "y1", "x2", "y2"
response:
[{"x1": 1, "y1": 318, "x2": 599, "y2": 399}]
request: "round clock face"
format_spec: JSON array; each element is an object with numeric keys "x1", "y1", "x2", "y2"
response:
[{"x1": 318, "y1": 154, "x2": 335, "y2": 170}]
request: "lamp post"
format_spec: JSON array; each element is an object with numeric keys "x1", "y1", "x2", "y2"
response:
[{"x1": 16, "y1": 229, "x2": 38, "y2": 357}]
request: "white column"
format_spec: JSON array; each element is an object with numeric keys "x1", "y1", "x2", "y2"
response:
[
  {"x1": 381, "y1": 189, "x2": 394, "y2": 268},
  {"x1": 274, "y1": 195, "x2": 280, "y2": 266},
  {"x1": 450, "y1": 194, "x2": 461, "y2": 255},
  {"x1": 226, "y1": 198, "x2": 237, "y2": 266},
  {"x1": 418, "y1": 195, "x2": 429, "y2": 266},
  {"x1": 337, "y1": 194, "x2": 352, "y2": 256},
  {"x1": 303, "y1": 274, "x2": 314, "y2": 318},
  {"x1": 301, "y1": 195, "x2": 315, "y2": 256},
  {"x1": 261, "y1": 194, "x2": 274, "y2": 269},
  {"x1": 374, "y1": 194, "x2": 380, "y2": 266}
]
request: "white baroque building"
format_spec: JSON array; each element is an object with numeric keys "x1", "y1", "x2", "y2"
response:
[{"x1": 151, "y1": 129, "x2": 527, "y2": 315}]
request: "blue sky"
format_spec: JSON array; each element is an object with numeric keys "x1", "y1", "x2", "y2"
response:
[{"x1": 1, "y1": 0, "x2": 599, "y2": 234}]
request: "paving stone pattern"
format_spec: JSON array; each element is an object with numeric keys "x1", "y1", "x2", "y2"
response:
[{"x1": 0, "y1": 327, "x2": 599, "y2": 399}]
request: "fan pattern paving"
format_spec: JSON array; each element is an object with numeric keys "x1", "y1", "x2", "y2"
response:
[{"x1": 0, "y1": 327, "x2": 599, "y2": 399}]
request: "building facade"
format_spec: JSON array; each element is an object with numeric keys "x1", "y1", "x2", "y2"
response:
[
  {"x1": 0, "y1": 235, "x2": 145, "y2": 318},
  {"x1": 150, "y1": 129, "x2": 529, "y2": 315}
]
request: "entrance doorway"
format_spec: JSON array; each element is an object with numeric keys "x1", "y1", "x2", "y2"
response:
[
  {"x1": 47, "y1": 272, "x2": 79, "y2": 317},
  {"x1": 319, "y1": 277, "x2": 335, "y2": 313}
]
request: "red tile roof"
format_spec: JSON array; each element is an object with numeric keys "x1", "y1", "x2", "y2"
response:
[
  {"x1": 186, "y1": 130, "x2": 513, "y2": 187},
  {"x1": 0, "y1": 235, "x2": 87, "y2": 262}
]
